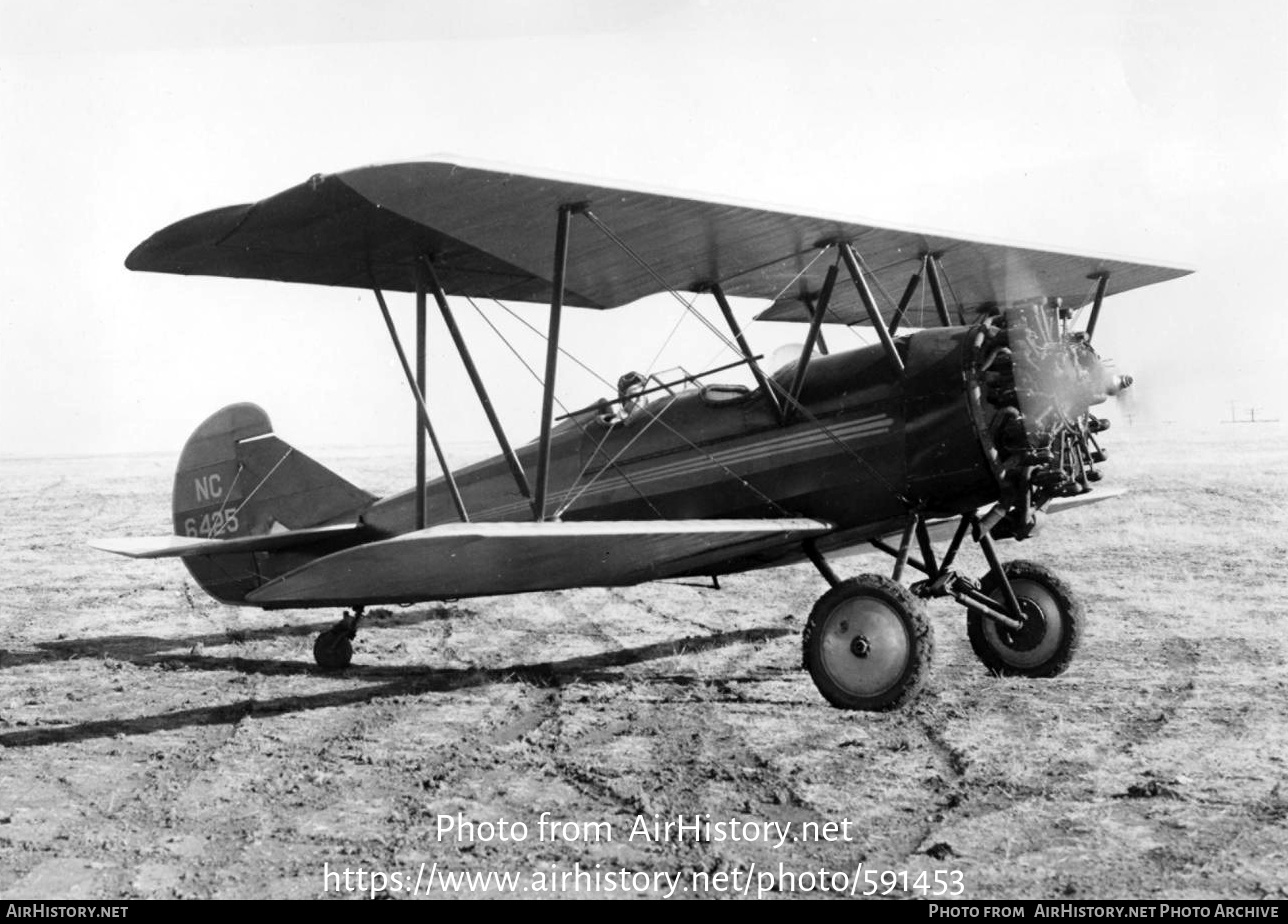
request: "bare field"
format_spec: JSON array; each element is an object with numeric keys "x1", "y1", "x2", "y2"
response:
[{"x1": 1, "y1": 426, "x2": 1286, "y2": 900}]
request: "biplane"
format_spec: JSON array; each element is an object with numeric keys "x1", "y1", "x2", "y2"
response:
[{"x1": 94, "y1": 160, "x2": 1190, "y2": 710}]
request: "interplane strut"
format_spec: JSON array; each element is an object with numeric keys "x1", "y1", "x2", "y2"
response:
[
  {"x1": 419, "y1": 257, "x2": 533, "y2": 507},
  {"x1": 373, "y1": 286, "x2": 469, "y2": 525}
]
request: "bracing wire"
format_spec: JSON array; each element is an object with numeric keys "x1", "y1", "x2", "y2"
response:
[
  {"x1": 1070, "y1": 276, "x2": 1101, "y2": 332},
  {"x1": 469, "y1": 213, "x2": 914, "y2": 514},
  {"x1": 213, "y1": 463, "x2": 245, "y2": 525},
  {"x1": 467, "y1": 296, "x2": 664, "y2": 518},
  {"x1": 477, "y1": 293, "x2": 784, "y2": 517},
  {"x1": 208, "y1": 449, "x2": 296, "y2": 540},
  {"x1": 579, "y1": 212, "x2": 909, "y2": 507},
  {"x1": 852, "y1": 248, "x2": 902, "y2": 320},
  {"x1": 552, "y1": 392, "x2": 685, "y2": 519},
  {"x1": 702, "y1": 246, "x2": 837, "y2": 371},
  {"x1": 581, "y1": 210, "x2": 750, "y2": 362},
  {"x1": 768, "y1": 245, "x2": 832, "y2": 306},
  {"x1": 480, "y1": 295, "x2": 629, "y2": 493},
  {"x1": 480, "y1": 293, "x2": 793, "y2": 516}
]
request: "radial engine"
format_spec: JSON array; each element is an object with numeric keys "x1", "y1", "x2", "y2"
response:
[{"x1": 970, "y1": 304, "x2": 1133, "y2": 540}]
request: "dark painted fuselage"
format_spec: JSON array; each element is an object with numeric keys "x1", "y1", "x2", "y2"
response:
[{"x1": 360, "y1": 326, "x2": 1001, "y2": 571}]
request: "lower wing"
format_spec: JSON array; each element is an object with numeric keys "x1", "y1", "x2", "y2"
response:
[{"x1": 244, "y1": 518, "x2": 832, "y2": 608}]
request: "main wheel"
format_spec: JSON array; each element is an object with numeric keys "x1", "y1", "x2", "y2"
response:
[
  {"x1": 313, "y1": 626, "x2": 354, "y2": 670},
  {"x1": 968, "y1": 560, "x2": 1082, "y2": 677},
  {"x1": 802, "y1": 574, "x2": 933, "y2": 711}
]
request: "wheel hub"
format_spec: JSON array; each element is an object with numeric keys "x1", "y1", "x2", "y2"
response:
[
  {"x1": 821, "y1": 600, "x2": 910, "y2": 696},
  {"x1": 996, "y1": 598, "x2": 1046, "y2": 651}
]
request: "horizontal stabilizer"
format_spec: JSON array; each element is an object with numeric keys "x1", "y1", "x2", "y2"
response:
[
  {"x1": 247, "y1": 518, "x2": 833, "y2": 607},
  {"x1": 90, "y1": 522, "x2": 366, "y2": 559}
]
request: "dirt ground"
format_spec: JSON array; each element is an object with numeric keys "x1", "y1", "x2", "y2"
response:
[{"x1": 1, "y1": 425, "x2": 1286, "y2": 900}]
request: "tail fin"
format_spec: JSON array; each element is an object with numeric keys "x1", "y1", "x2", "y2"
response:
[{"x1": 173, "y1": 403, "x2": 375, "y2": 604}]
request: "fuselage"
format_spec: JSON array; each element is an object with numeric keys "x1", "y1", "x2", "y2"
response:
[
  {"x1": 360, "y1": 326, "x2": 1003, "y2": 565},
  {"x1": 169, "y1": 314, "x2": 1123, "y2": 604}
]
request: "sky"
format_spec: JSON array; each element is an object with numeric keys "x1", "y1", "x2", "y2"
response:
[{"x1": 2, "y1": 0, "x2": 1286, "y2": 460}]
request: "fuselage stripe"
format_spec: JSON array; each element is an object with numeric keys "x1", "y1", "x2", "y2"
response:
[
  {"x1": 584, "y1": 414, "x2": 893, "y2": 482},
  {"x1": 589, "y1": 421, "x2": 892, "y2": 490},
  {"x1": 477, "y1": 413, "x2": 894, "y2": 520}
]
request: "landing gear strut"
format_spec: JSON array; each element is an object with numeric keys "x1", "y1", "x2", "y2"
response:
[
  {"x1": 802, "y1": 505, "x2": 1084, "y2": 708},
  {"x1": 890, "y1": 508, "x2": 1082, "y2": 677},
  {"x1": 314, "y1": 607, "x2": 363, "y2": 670},
  {"x1": 969, "y1": 560, "x2": 1082, "y2": 676}
]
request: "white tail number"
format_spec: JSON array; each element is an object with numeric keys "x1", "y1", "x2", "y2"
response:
[
  {"x1": 194, "y1": 474, "x2": 223, "y2": 502},
  {"x1": 185, "y1": 509, "x2": 239, "y2": 538}
]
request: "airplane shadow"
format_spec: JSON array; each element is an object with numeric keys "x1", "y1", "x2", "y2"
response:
[
  {"x1": 1, "y1": 605, "x2": 464, "y2": 669},
  {"x1": 0, "y1": 626, "x2": 793, "y2": 749}
]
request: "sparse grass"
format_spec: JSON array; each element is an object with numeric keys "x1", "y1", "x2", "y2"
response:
[{"x1": 1, "y1": 427, "x2": 1286, "y2": 898}]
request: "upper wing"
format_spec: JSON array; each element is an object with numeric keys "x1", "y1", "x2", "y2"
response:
[
  {"x1": 245, "y1": 518, "x2": 831, "y2": 607},
  {"x1": 126, "y1": 160, "x2": 1191, "y2": 326}
]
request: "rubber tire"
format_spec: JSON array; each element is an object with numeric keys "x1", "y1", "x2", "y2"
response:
[
  {"x1": 968, "y1": 560, "x2": 1082, "y2": 677},
  {"x1": 313, "y1": 627, "x2": 354, "y2": 670},
  {"x1": 802, "y1": 574, "x2": 933, "y2": 711}
]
